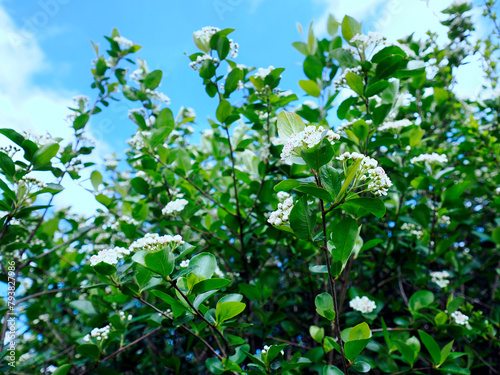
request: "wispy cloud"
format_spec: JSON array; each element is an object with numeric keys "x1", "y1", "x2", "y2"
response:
[{"x1": 0, "y1": 6, "x2": 108, "y2": 215}]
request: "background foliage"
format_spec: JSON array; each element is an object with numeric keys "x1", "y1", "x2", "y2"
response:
[{"x1": 0, "y1": 1, "x2": 499, "y2": 374}]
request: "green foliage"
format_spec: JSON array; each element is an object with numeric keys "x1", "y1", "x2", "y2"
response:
[{"x1": 1, "y1": 5, "x2": 499, "y2": 375}]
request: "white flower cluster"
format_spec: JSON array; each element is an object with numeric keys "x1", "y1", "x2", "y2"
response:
[
  {"x1": 162, "y1": 198, "x2": 189, "y2": 215},
  {"x1": 451, "y1": 310, "x2": 469, "y2": 325},
  {"x1": 130, "y1": 233, "x2": 185, "y2": 252},
  {"x1": 401, "y1": 223, "x2": 423, "y2": 238},
  {"x1": 333, "y1": 66, "x2": 362, "y2": 88},
  {"x1": 280, "y1": 126, "x2": 340, "y2": 164},
  {"x1": 192, "y1": 26, "x2": 239, "y2": 57},
  {"x1": 277, "y1": 191, "x2": 290, "y2": 202},
  {"x1": 119, "y1": 311, "x2": 133, "y2": 321},
  {"x1": 83, "y1": 325, "x2": 111, "y2": 342},
  {"x1": 89, "y1": 246, "x2": 131, "y2": 266},
  {"x1": 410, "y1": 153, "x2": 448, "y2": 165},
  {"x1": 73, "y1": 95, "x2": 90, "y2": 107},
  {"x1": 21, "y1": 175, "x2": 47, "y2": 190},
  {"x1": 378, "y1": 119, "x2": 413, "y2": 131},
  {"x1": 113, "y1": 36, "x2": 134, "y2": 49},
  {"x1": 180, "y1": 259, "x2": 190, "y2": 268},
  {"x1": 189, "y1": 54, "x2": 220, "y2": 70},
  {"x1": 130, "y1": 68, "x2": 144, "y2": 82},
  {"x1": 438, "y1": 215, "x2": 451, "y2": 226},
  {"x1": 350, "y1": 32, "x2": 387, "y2": 47},
  {"x1": 349, "y1": 296, "x2": 377, "y2": 313},
  {"x1": 127, "y1": 130, "x2": 151, "y2": 150},
  {"x1": 254, "y1": 66, "x2": 275, "y2": 79},
  {"x1": 268, "y1": 194, "x2": 294, "y2": 226},
  {"x1": 145, "y1": 89, "x2": 171, "y2": 105},
  {"x1": 23, "y1": 130, "x2": 52, "y2": 146},
  {"x1": 337, "y1": 152, "x2": 392, "y2": 196},
  {"x1": 430, "y1": 270, "x2": 451, "y2": 288}
]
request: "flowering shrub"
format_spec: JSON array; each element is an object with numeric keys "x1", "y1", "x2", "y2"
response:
[{"x1": 1, "y1": 2, "x2": 500, "y2": 374}]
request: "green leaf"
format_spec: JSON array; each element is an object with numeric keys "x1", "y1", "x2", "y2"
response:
[
  {"x1": 303, "y1": 55, "x2": 324, "y2": 80},
  {"x1": 418, "y1": 330, "x2": 441, "y2": 365},
  {"x1": 437, "y1": 364, "x2": 470, "y2": 374},
  {"x1": 299, "y1": 79, "x2": 321, "y2": 97},
  {"x1": 149, "y1": 127, "x2": 172, "y2": 148},
  {"x1": 439, "y1": 340, "x2": 454, "y2": 366},
  {"x1": 341, "y1": 15, "x2": 362, "y2": 44},
  {"x1": 156, "y1": 107, "x2": 175, "y2": 128},
  {"x1": 342, "y1": 198, "x2": 386, "y2": 218},
  {"x1": 337, "y1": 96, "x2": 357, "y2": 119},
  {"x1": 323, "y1": 365, "x2": 344, "y2": 375},
  {"x1": 376, "y1": 55, "x2": 404, "y2": 79},
  {"x1": 446, "y1": 296, "x2": 465, "y2": 314},
  {"x1": 69, "y1": 300, "x2": 97, "y2": 315},
  {"x1": 0, "y1": 153, "x2": 15, "y2": 177},
  {"x1": 344, "y1": 322, "x2": 371, "y2": 361},
  {"x1": 289, "y1": 195, "x2": 316, "y2": 240},
  {"x1": 301, "y1": 137, "x2": 335, "y2": 171},
  {"x1": 215, "y1": 301, "x2": 245, "y2": 323},
  {"x1": 216, "y1": 100, "x2": 232, "y2": 123},
  {"x1": 409, "y1": 290, "x2": 434, "y2": 312},
  {"x1": 94, "y1": 262, "x2": 117, "y2": 276},
  {"x1": 188, "y1": 252, "x2": 217, "y2": 280},
  {"x1": 337, "y1": 159, "x2": 362, "y2": 200},
  {"x1": 274, "y1": 179, "x2": 301, "y2": 192},
  {"x1": 294, "y1": 185, "x2": 333, "y2": 202},
  {"x1": 315, "y1": 293, "x2": 336, "y2": 321},
  {"x1": 144, "y1": 249, "x2": 175, "y2": 278},
  {"x1": 310, "y1": 325, "x2": 325, "y2": 343},
  {"x1": 365, "y1": 80, "x2": 389, "y2": 97},
  {"x1": 330, "y1": 217, "x2": 358, "y2": 265},
  {"x1": 0, "y1": 128, "x2": 25, "y2": 146},
  {"x1": 51, "y1": 364, "x2": 72, "y2": 375},
  {"x1": 90, "y1": 171, "x2": 103, "y2": 190},
  {"x1": 277, "y1": 111, "x2": 306, "y2": 140},
  {"x1": 320, "y1": 165, "x2": 342, "y2": 199},
  {"x1": 351, "y1": 120, "x2": 370, "y2": 141},
  {"x1": 225, "y1": 68, "x2": 243, "y2": 95},
  {"x1": 33, "y1": 142, "x2": 60, "y2": 169},
  {"x1": 267, "y1": 344, "x2": 287, "y2": 363},
  {"x1": 191, "y1": 278, "x2": 230, "y2": 294},
  {"x1": 76, "y1": 344, "x2": 100, "y2": 360},
  {"x1": 395, "y1": 340, "x2": 417, "y2": 366},
  {"x1": 345, "y1": 72, "x2": 364, "y2": 96},
  {"x1": 73, "y1": 114, "x2": 89, "y2": 130},
  {"x1": 144, "y1": 70, "x2": 162, "y2": 90},
  {"x1": 131, "y1": 177, "x2": 149, "y2": 195}
]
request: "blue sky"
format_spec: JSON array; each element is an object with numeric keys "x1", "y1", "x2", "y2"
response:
[{"x1": 0, "y1": 0, "x2": 491, "y2": 213}]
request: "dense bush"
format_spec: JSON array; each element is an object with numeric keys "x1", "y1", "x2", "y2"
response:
[{"x1": 0, "y1": 2, "x2": 499, "y2": 374}]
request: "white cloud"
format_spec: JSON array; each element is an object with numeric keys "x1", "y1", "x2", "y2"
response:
[{"x1": 0, "y1": 6, "x2": 108, "y2": 216}]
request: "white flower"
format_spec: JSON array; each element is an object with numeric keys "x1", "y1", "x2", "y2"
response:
[
  {"x1": 378, "y1": 119, "x2": 413, "y2": 131},
  {"x1": 350, "y1": 31, "x2": 387, "y2": 47},
  {"x1": 438, "y1": 215, "x2": 451, "y2": 226},
  {"x1": 410, "y1": 153, "x2": 448, "y2": 165},
  {"x1": 83, "y1": 325, "x2": 111, "y2": 342},
  {"x1": 184, "y1": 107, "x2": 196, "y2": 118},
  {"x1": 89, "y1": 246, "x2": 131, "y2": 266},
  {"x1": 21, "y1": 175, "x2": 47, "y2": 190},
  {"x1": 280, "y1": 126, "x2": 340, "y2": 164},
  {"x1": 113, "y1": 36, "x2": 134, "y2": 49},
  {"x1": 254, "y1": 66, "x2": 275, "y2": 79},
  {"x1": 277, "y1": 191, "x2": 290, "y2": 202},
  {"x1": 10, "y1": 218, "x2": 21, "y2": 226},
  {"x1": 180, "y1": 259, "x2": 190, "y2": 268},
  {"x1": 162, "y1": 198, "x2": 189, "y2": 215},
  {"x1": 130, "y1": 68, "x2": 144, "y2": 82},
  {"x1": 130, "y1": 233, "x2": 185, "y2": 252},
  {"x1": 349, "y1": 296, "x2": 377, "y2": 313},
  {"x1": 451, "y1": 311, "x2": 469, "y2": 325},
  {"x1": 430, "y1": 271, "x2": 451, "y2": 288},
  {"x1": 189, "y1": 54, "x2": 219, "y2": 70},
  {"x1": 401, "y1": 222, "x2": 423, "y2": 238},
  {"x1": 268, "y1": 197, "x2": 294, "y2": 226},
  {"x1": 337, "y1": 152, "x2": 392, "y2": 196},
  {"x1": 145, "y1": 89, "x2": 171, "y2": 105}
]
